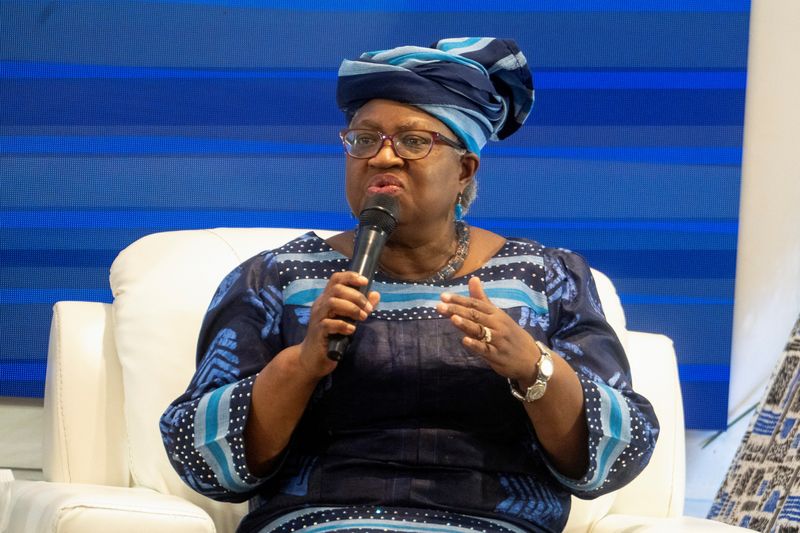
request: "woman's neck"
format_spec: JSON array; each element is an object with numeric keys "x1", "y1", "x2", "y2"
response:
[{"x1": 377, "y1": 221, "x2": 462, "y2": 281}]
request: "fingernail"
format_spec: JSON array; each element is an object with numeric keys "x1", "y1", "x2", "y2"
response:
[
  {"x1": 435, "y1": 303, "x2": 447, "y2": 314},
  {"x1": 365, "y1": 302, "x2": 374, "y2": 313},
  {"x1": 441, "y1": 292, "x2": 451, "y2": 302}
]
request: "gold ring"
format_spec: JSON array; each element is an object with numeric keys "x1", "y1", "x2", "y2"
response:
[{"x1": 480, "y1": 325, "x2": 493, "y2": 344}]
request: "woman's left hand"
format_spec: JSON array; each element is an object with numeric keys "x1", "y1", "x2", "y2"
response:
[{"x1": 436, "y1": 276, "x2": 541, "y2": 383}]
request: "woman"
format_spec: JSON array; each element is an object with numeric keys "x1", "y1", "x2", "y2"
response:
[{"x1": 161, "y1": 38, "x2": 659, "y2": 533}]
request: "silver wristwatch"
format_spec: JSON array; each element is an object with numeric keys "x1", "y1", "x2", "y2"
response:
[{"x1": 508, "y1": 341, "x2": 555, "y2": 403}]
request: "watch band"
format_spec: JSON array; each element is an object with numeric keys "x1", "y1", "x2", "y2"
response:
[{"x1": 508, "y1": 340, "x2": 555, "y2": 403}]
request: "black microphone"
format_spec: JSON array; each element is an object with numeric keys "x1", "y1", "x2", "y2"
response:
[{"x1": 327, "y1": 194, "x2": 399, "y2": 361}]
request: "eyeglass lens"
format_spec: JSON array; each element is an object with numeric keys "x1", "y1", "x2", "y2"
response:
[{"x1": 343, "y1": 130, "x2": 434, "y2": 159}]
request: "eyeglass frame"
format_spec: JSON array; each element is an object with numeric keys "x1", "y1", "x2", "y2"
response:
[{"x1": 339, "y1": 128, "x2": 467, "y2": 160}]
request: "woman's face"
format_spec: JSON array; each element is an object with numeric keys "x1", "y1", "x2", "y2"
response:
[{"x1": 344, "y1": 99, "x2": 478, "y2": 231}]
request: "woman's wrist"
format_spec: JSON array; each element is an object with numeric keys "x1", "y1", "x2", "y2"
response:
[{"x1": 277, "y1": 344, "x2": 330, "y2": 385}]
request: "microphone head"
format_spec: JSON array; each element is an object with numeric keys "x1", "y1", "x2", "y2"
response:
[{"x1": 358, "y1": 194, "x2": 399, "y2": 235}]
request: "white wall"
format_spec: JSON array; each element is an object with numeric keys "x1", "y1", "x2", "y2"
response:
[
  {"x1": 0, "y1": 398, "x2": 43, "y2": 477},
  {"x1": 684, "y1": 0, "x2": 800, "y2": 517}
]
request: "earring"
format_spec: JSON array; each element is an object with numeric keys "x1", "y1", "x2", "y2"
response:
[{"x1": 455, "y1": 193, "x2": 464, "y2": 221}]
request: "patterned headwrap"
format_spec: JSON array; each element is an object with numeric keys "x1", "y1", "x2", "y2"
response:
[{"x1": 337, "y1": 37, "x2": 534, "y2": 154}]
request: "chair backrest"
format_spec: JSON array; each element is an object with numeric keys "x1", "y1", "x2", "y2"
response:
[
  {"x1": 104, "y1": 228, "x2": 676, "y2": 532},
  {"x1": 109, "y1": 228, "x2": 332, "y2": 530}
]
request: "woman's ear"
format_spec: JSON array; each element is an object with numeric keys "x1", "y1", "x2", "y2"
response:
[{"x1": 459, "y1": 153, "x2": 480, "y2": 184}]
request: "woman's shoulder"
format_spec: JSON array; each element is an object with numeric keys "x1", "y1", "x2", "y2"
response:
[
  {"x1": 253, "y1": 231, "x2": 347, "y2": 262},
  {"x1": 501, "y1": 234, "x2": 587, "y2": 266},
  {"x1": 470, "y1": 228, "x2": 546, "y2": 261},
  {"x1": 474, "y1": 230, "x2": 593, "y2": 282},
  {"x1": 232, "y1": 231, "x2": 348, "y2": 281}
]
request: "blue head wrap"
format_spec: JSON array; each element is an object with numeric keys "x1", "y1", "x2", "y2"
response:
[{"x1": 336, "y1": 37, "x2": 534, "y2": 154}]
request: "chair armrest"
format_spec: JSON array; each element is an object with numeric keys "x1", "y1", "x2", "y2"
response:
[
  {"x1": 2, "y1": 480, "x2": 215, "y2": 533},
  {"x1": 608, "y1": 330, "x2": 686, "y2": 518},
  {"x1": 0, "y1": 469, "x2": 14, "y2": 531},
  {"x1": 43, "y1": 301, "x2": 129, "y2": 486},
  {"x1": 591, "y1": 514, "x2": 752, "y2": 532}
]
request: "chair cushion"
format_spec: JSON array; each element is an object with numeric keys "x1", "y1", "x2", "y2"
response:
[
  {"x1": 110, "y1": 228, "x2": 325, "y2": 529},
  {"x1": 589, "y1": 268, "x2": 628, "y2": 350},
  {"x1": 591, "y1": 514, "x2": 752, "y2": 532},
  {"x1": 3, "y1": 480, "x2": 215, "y2": 533}
]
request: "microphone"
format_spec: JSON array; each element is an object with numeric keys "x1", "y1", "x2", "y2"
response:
[{"x1": 327, "y1": 194, "x2": 399, "y2": 361}]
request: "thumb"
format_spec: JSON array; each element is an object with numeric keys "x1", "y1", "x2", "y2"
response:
[
  {"x1": 367, "y1": 290, "x2": 381, "y2": 310},
  {"x1": 468, "y1": 276, "x2": 489, "y2": 302}
]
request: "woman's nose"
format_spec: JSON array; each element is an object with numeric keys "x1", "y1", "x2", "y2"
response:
[{"x1": 369, "y1": 139, "x2": 403, "y2": 165}]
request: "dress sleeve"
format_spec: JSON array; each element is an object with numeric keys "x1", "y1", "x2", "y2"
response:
[
  {"x1": 159, "y1": 252, "x2": 286, "y2": 502},
  {"x1": 538, "y1": 248, "x2": 660, "y2": 498}
]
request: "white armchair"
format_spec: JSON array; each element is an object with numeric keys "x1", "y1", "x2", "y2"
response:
[{"x1": 0, "y1": 228, "x2": 746, "y2": 532}]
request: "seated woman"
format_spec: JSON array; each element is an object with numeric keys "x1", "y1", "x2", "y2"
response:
[{"x1": 160, "y1": 37, "x2": 659, "y2": 533}]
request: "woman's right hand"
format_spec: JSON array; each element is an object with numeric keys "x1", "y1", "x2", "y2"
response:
[
  {"x1": 246, "y1": 271, "x2": 379, "y2": 473},
  {"x1": 297, "y1": 271, "x2": 380, "y2": 378}
]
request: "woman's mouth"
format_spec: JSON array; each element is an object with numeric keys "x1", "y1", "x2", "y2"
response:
[{"x1": 367, "y1": 175, "x2": 403, "y2": 195}]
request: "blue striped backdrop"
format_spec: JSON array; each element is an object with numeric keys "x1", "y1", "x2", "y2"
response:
[{"x1": 0, "y1": 1, "x2": 749, "y2": 429}]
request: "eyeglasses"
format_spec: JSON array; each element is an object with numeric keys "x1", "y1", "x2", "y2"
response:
[{"x1": 339, "y1": 128, "x2": 466, "y2": 160}]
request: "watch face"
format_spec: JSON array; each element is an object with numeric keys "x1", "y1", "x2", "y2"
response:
[
  {"x1": 527, "y1": 383, "x2": 547, "y2": 401},
  {"x1": 540, "y1": 355, "x2": 554, "y2": 379}
]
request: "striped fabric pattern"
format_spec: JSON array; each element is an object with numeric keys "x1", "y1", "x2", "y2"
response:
[
  {"x1": 283, "y1": 278, "x2": 549, "y2": 315},
  {"x1": 337, "y1": 37, "x2": 533, "y2": 153},
  {"x1": 582, "y1": 383, "x2": 633, "y2": 491},
  {"x1": 194, "y1": 381, "x2": 256, "y2": 492},
  {"x1": 542, "y1": 379, "x2": 634, "y2": 493},
  {"x1": 258, "y1": 506, "x2": 532, "y2": 532}
]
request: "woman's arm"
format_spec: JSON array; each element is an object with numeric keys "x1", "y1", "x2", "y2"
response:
[
  {"x1": 161, "y1": 253, "x2": 378, "y2": 497},
  {"x1": 242, "y1": 270, "x2": 379, "y2": 475},
  {"x1": 437, "y1": 250, "x2": 659, "y2": 496},
  {"x1": 437, "y1": 276, "x2": 588, "y2": 477}
]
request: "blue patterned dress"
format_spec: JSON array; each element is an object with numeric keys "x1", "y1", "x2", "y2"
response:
[{"x1": 160, "y1": 232, "x2": 659, "y2": 532}]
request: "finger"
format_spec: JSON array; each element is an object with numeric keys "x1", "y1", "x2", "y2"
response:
[
  {"x1": 320, "y1": 317, "x2": 357, "y2": 336},
  {"x1": 327, "y1": 297, "x2": 371, "y2": 322},
  {"x1": 328, "y1": 283, "x2": 374, "y2": 312},
  {"x1": 437, "y1": 301, "x2": 490, "y2": 325},
  {"x1": 439, "y1": 292, "x2": 494, "y2": 315},
  {"x1": 331, "y1": 271, "x2": 370, "y2": 288},
  {"x1": 468, "y1": 276, "x2": 490, "y2": 302},
  {"x1": 449, "y1": 314, "x2": 490, "y2": 342},
  {"x1": 462, "y1": 332, "x2": 493, "y2": 355},
  {"x1": 367, "y1": 290, "x2": 381, "y2": 310}
]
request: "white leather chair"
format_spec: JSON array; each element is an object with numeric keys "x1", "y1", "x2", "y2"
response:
[{"x1": 0, "y1": 228, "x2": 747, "y2": 532}]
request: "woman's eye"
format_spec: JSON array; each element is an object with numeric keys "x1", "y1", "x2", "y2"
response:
[
  {"x1": 355, "y1": 135, "x2": 378, "y2": 145},
  {"x1": 401, "y1": 135, "x2": 429, "y2": 148}
]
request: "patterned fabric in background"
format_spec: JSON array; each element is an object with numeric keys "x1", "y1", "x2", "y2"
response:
[{"x1": 709, "y1": 316, "x2": 800, "y2": 531}]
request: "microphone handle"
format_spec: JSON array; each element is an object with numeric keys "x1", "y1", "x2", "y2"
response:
[{"x1": 326, "y1": 226, "x2": 389, "y2": 361}]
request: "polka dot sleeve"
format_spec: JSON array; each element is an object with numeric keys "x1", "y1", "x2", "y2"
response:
[
  {"x1": 160, "y1": 250, "x2": 286, "y2": 502},
  {"x1": 541, "y1": 376, "x2": 659, "y2": 496},
  {"x1": 161, "y1": 375, "x2": 267, "y2": 501}
]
